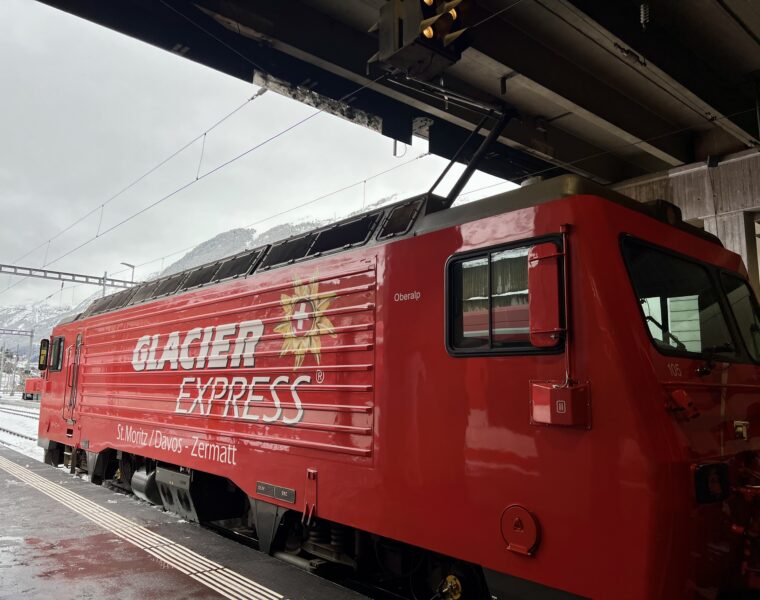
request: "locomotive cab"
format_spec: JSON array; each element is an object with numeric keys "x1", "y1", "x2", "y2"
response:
[{"x1": 620, "y1": 234, "x2": 760, "y2": 593}]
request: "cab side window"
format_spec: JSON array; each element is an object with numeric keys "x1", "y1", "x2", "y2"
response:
[
  {"x1": 49, "y1": 336, "x2": 65, "y2": 371},
  {"x1": 449, "y1": 245, "x2": 533, "y2": 353}
]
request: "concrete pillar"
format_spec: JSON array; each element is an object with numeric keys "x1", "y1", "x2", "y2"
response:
[
  {"x1": 614, "y1": 149, "x2": 760, "y2": 295},
  {"x1": 703, "y1": 211, "x2": 759, "y2": 295}
]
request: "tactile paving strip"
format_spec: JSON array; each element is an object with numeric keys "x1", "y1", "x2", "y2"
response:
[{"x1": 0, "y1": 455, "x2": 286, "y2": 600}]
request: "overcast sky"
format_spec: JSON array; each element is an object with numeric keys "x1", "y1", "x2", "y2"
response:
[{"x1": 0, "y1": 0, "x2": 514, "y2": 308}]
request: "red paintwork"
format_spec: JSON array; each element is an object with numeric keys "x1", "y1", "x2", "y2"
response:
[
  {"x1": 25, "y1": 377, "x2": 43, "y2": 395},
  {"x1": 38, "y1": 192, "x2": 760, "y2": 599}
]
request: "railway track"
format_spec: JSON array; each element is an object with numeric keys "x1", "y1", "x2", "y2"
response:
[
  {"x1": 0, "y1": 426, "x2": 36, "y2": 442},
  {"x1": 0, "y1": 405, "x2": 39, "y2": 414},
  {"x1": 0, "y1": 403, "x2": 39, "y2": 413},
  {"x1": 0, "y1": 407, "x2": 39, "y2": 420}
]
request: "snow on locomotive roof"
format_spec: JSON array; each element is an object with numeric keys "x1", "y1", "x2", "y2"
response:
[{"x1": 71, "y1": 175, "x2": 719, "y2": 323}]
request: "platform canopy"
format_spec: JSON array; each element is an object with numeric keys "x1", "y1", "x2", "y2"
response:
[{"x1": 36, "y1": 0, "x2": 760, "y2": 185}]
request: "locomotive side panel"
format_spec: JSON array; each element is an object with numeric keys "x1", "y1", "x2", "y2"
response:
[
  {"x1": 374, "y1": 200, "x2": 596, "y2": 595},
  {"x1": 41, "y1": 255, "x2": 377, "y2": 503},
  {"x1": 370, "y1": 195, "x2": 732, "y2": 598}
]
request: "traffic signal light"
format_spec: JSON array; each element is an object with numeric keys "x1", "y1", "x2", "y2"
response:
[
  {"x1": 369, "y1": 0, "x2": 470, "y2": 80},
  {"x1": 420, "y1": 0, "x2": 467, "y2": 46}
]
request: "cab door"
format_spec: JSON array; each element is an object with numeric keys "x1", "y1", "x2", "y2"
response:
[{"x1": 63, "y1": 333, "x2": 83, "y2": 422}]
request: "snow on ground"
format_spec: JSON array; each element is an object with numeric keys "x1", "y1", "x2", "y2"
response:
[
  {"x1": 0, "y1": 396, "x2": 192, "y2": 525},
  {"x1": 0, "y1": 397, "x2": 42, "y2": 462}
]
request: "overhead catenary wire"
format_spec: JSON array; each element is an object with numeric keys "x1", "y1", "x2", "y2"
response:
[
  {"x1": 38, "y1": 97, "x2": 368, "y2": 270},
  {"x1": 16, "y1": 103, "x2": 760, "y2": 309},
  {"x1": 8, "y1": 0, "x2": 757, "y2": 306},
  {"x1": 159, "y1": 0, "x2": 270, "y2": 76},
  {"x1": 108, "y1": 149, "x2": 431, "y2": 279},
  {"x1": 102, "y1": 151, "x2": 433, "y2": 277},
  {"x1": 468, "y1": 0, "x2": 528, "y2": 31},
  {"x1": 0, "y1": 90, "x2": 268, "y2": 299},
  {"x1": 9, "y1": 91, "x2": 265, "y2": 269},
  {"x1": 395, "y1": 0, "x2": 758, "y2": 183},
  {"x1": 13, "y1": 101, "x2": 760, "y2": 311},
  {"x1": 5, "y1": 0, "x2": 532, "y2": 303},
  {"x1": 23, "y1": 65, "x2": 386, "y2": 275},
  {"x1": 22, "y1": 150, "x2": 431, "y2": 307}
]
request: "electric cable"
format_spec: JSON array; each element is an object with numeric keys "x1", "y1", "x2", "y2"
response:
[
  {"x1": 13, "y1": 102, "x2": 759, "y2": 309},
  {"x1": 39, "y1": 74, "x2": 388, "y2": 272},
  {"x1": 20, "y1": 150, "x2": 431, "y2": 307},
  {"x1": 98, "y1": 151, "x2": 431, "y2": 279},
  {"x1": 9, "y1": 91, "x2": 264, "y2": 268},
  {"x1": 159, "y1": 0, "x2": 270, "y2": 76},
  {"x1": 0, "y1": 0, "x2": 618, "y2": 292},
  {"x1": 14, "y1": 103, "x2": 759, "y2": 307},
  {"x1": 0, "y1": 91, "x2": 268, "y2": 299},
  {"x1": 468, "y1": 0, "x2": 528, "y2": 31},
  {"x1": 6, "y1": 0, "x2": 758, "y2": 304}
]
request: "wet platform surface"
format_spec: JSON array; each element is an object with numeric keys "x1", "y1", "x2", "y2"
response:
[{"x1": 0, "y1": 445, "x2": 366, "y2": 600}]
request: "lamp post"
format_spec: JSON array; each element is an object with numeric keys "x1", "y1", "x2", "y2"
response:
[{"x1": 120, "y1": 262, "x2": 135, "y2": 283}]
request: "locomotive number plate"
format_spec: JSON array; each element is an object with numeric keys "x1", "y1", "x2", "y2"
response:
[{"x1": 256, "y1": 481, "x2": 296, "y2": 504}]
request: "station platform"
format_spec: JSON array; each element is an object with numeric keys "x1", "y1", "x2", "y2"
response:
[{"x1": 0, "y1": 445, "x2": 366, "y2": 600}]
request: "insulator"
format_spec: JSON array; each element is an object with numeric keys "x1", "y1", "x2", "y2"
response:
[{"x1": 640, "y1": 3, "x2": 650, "y2": 31}]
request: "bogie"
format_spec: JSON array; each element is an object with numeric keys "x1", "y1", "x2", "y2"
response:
[{"x1": 75, "y1": 448, "x2": 489, "y2": 599}]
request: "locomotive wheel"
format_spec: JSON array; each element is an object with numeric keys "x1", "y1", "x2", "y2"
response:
[
  {"x1": 438, "y1": 563, "x2": 483, "y2": 600},
  {"x1": 411, "y1": 557, "x2": 484, "y2": 600},
  {"x1": 440, "y1": 574, "x2": 463, "y2": 599},
  {"x1": 118, "y1": 455, "x2": 135, "y2": 491}
]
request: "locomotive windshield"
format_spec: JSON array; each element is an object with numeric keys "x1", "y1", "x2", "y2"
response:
[
  {"x1": 721, "y1": 273, "x2": 760, "y2": 361},
  {"x1": 622, "y1": 237, "x2": 760, "y2": 363}
]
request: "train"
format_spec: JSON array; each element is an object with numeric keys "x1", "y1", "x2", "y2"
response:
[
  {"x1": 22, "y1": 376, "x2": 43, "y2": 401},
  {"x1": 35, "y1": 175, "x2": 760, "y2": 599}
]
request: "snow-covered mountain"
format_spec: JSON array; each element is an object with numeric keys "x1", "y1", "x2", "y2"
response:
[
  {"x1": 156, "y1": 194, "x2": 397, "y2": 278},
  {"x1": 0, "y1": 303, "x2": 76, "y2": 358},
  {"x1": 159, "y1": 220, "x2": 326, "y2": 277}
]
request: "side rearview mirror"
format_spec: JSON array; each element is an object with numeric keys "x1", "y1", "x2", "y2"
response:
[
  {"x1": 528, "y1": 242, "x2": 564, "y2": 348},
  {"x1": 38, "y1": 339, "x2": 49, "y2": 371}
]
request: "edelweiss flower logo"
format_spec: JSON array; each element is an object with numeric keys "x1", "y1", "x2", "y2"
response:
[{"x1": 275, "y1": 277, "x2": 336, "y2": 368}]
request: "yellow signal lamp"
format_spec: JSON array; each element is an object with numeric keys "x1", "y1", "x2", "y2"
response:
[
  {"x1": 441, "y1": 0, "x2": 463, "y2": 13},
  {"x1": 418, "y1": 1, "x2": 464, "y2": 43},
  {"x1": 420, "y1": 14, "x2": 442, "y2": 34}
]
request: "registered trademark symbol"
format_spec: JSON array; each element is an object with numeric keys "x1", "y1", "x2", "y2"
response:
[{"x1": 316, "y1": 370, "x2": 325, "y2": 384}]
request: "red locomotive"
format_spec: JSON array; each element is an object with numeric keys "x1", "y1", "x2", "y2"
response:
[{"x1": 36, "y1": 176, "x2": 760, "y2": 599}]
